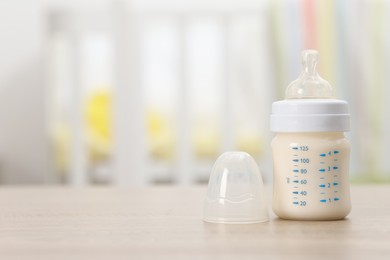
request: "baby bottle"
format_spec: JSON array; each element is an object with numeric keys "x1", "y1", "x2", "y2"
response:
[{"x1": 270, "y1": 50, "x2": 351, "y2": 220}]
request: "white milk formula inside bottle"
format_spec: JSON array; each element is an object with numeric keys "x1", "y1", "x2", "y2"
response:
[{"x1": 270, "y1": 50, "x2": 351, "y2": 220}]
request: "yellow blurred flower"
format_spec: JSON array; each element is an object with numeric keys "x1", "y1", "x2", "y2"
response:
[{"x1": 85, "y1": 88, "x2": 112, "y2": 162}]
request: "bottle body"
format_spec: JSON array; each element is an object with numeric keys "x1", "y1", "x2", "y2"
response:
[{"x1": 271, "y1": 132, "x2": 351, "y2": 220}]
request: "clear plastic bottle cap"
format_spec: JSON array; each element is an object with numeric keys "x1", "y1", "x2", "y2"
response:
[{"x1": 203, "y1": 152, "x2": 269, "y2": 224}]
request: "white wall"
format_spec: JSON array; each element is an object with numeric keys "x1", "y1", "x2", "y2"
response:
[{"x1": 0, "y1": 1, "x2": 48, "y2": 184}]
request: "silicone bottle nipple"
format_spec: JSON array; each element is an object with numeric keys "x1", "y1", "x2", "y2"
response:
[{"x1": 285, "y1": 50, "x2": 334, "y2": 99}]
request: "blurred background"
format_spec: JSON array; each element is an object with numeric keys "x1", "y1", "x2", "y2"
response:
[{"x1": 0, "y1": 0, "x2": 389, "y2": 186}]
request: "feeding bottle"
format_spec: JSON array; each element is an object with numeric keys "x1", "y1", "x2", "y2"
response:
[{"x1": 270, "y1": 50, "x2": 351, "y2": 220}]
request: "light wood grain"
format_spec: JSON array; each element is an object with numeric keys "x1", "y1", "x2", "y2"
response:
[{"x1": 0, "y1": 185, "x2": 389, "y2": 259}]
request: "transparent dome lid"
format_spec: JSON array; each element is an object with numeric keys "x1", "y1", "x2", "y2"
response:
[
  {"x1": 285, "y1": 50, "x2": 334, "y2": 99},
  {"x1": 203, "y1": 152, "x2": 269, "y2": 224}
]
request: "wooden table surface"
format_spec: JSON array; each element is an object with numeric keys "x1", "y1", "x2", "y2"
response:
[{"x1": 0, "y1": 185, "x2": 389, "y2": 259}]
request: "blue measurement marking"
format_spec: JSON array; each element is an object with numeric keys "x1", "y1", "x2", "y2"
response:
[
  {"x1": 333, "y1": 166, "x2": 338, "y2": 170},
  {"x1": 334, "y1": 150, "x2": 339, "y2": 154},
  {"x1": 333, "y1": 182, "x2": 339, "y2": 186},
  {"x1": 293, "y1": 202, "x2": 299, "y2": 205},
  {"x1": 293, "y1": 169, "x2": 299, "y2": 173},
  {"x1": 320, "y1": 199, "x2": 327, "y2": 203},
  {"x1": 319, "y1": 169, "x2": 326, "y2": 172},
  {"x1": 293, "y1": 180, "x2": 299, "y2": 183},
  {"x1": 320, "y1": 153, "x2": 326, "y2": 157},
  {"x1": 334, "y1": 198, "x2": 340, "y2": 201},
  {"x1": 320, "y1": 192, "x2": 325, "y2": 194},
  {"x1": 293, "y1": 159, "x2": 299, "y2": 162},
  {"x1": 320, "y1": 162, "x2": 325, "y2": 164},
  {"x1": 292, "y1": 147, "x2": 298, "y2": 150},
  {"x1": 292, "y1": 191, "x2": 299, "y2": 194},
  {"x1": 319, "y1": 184, "x2": 326, "y2": 188}
]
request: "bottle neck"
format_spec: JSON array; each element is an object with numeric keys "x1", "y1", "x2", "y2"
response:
[
  {"x1": 270, "y1": 99, "x2": 350, "y2": 132},
  {"x1": 275, "y1": 132, "x2": 346, "y2": 138}
]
